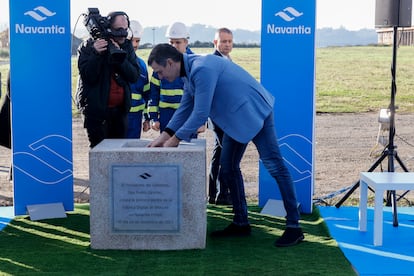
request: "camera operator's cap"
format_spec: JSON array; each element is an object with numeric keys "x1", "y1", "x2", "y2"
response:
[
  {"x1": 166, "y1": 22, "x2": 190, "y2": 39},
  {"x1": 130, "y1": 20, "x2": 144, "y2": 38}
]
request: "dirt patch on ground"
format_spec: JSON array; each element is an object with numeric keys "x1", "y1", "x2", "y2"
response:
[{"x1": 2, "y1": 113, "x2": 414, "y2": 207}]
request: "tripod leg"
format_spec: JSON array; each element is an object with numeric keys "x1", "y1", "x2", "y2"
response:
[
  {"x1": 335, "y1": 152, "x2": 387, "y2": 208},
  {"x1": 396, "y1": 190, "x2": 410, "y2": 201},
  {"x1": 388, "y1": 153, "x2": 409, "y2": 227},
  {"x1": 393, "y1": 153, "x2": 410, "y2": 202},
  {"x1": 334, "y1": 180, "x2": 359, "y2": 208},
  {"x1": 395, "y1": 153, "x2": 409, "y2": 172}
]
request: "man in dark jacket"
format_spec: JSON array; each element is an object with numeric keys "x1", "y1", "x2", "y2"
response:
[
  {"x1": 209, "y1": 27, "x2": 234, "y2": 205},
  {"x1": 0, "y1": 71, "x2": 11, "y2": 181},
  {"x1": 76, "y1": 11, "x2": 140, "y2": 148}
]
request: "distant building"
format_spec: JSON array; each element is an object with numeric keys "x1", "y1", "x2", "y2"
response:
[{"x1": 376, "y1": 27, "x2": 414, "y2": 46}]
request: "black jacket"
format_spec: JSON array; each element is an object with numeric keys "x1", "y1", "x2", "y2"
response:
[
  {"x1": 0, "y1": 71, "x2": 11, "y2": 149},
  {"x1": 76, "y1": 38, "x2": 140, "y2": 120}
]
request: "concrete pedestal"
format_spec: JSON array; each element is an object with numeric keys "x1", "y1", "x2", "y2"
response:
[{"x1": 89, "y1": 139, "x2": 206, "y2": 250}]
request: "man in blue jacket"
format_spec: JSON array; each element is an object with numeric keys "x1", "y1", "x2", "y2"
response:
[{"x1": 147, "y1": 44, "x2": 304, "y2": 247}]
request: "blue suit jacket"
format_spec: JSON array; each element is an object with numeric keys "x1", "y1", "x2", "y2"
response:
[{"x1": 167, "y1": 53, "x2": 275, "y2": 143}]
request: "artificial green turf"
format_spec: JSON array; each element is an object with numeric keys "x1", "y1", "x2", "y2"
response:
[{"x1": 0, "y1": 204, "x2": 355, "y2": 275}]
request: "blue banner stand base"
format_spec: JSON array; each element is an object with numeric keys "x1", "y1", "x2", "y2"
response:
[
  {"x1": 260, "y1": 199, "x2": 287, "y2": 217},
  {"x1": 27, "y1": 202, "x2": 67, "y2": 221},
  {"x1": 260, "y1": 199, "x2": 302, "y2": 218}
]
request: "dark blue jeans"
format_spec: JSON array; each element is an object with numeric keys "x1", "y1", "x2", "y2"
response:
[
  {"x1": 219, "y1": 112, "x2": 300, "y2": 227},
  {"x1": 208, "y1": 121, "x2": 230, "y2": 200},
  {"x1": 126, "y1": 111, "x2": 143, "y2": 138}
]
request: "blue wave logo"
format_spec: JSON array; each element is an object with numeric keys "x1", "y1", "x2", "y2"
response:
[
  {"x1": 24, "y1": 6, "x2": 56, "y2": 21},
  {"x1": 140, "y1": 173, "x2": 152, "y2": 179},
  {"x1": 275, "y1": 7, "x2": 303, "y2": 22},
  {"x1": 13, "y1": 135, "x2": 72, "y2": 184},
  {"x1": 278, "y1": 134, "x2": 312, "y2": 183}
]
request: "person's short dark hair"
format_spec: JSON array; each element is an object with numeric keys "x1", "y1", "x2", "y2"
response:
[
  {"x1": 217, "y1": 27, "x2": 232, "y2": 35},
  {"x1": 215, "y1": 27, "x2": 233, "y2": 40},
  {"x1": 148, "y1": 43, "x2": 182, "y2": 67}
]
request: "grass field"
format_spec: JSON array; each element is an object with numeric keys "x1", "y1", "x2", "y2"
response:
[{"x1": 1, "y1": 45, "x2": 414, "y2": 114}]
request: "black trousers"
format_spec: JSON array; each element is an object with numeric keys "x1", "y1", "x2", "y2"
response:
[
  {"x1": 84, "y1": 107, "x2": 128, "y2": 148},
  {"x1": 0, "y1": 93, "x2": 11, "y2": 149}
]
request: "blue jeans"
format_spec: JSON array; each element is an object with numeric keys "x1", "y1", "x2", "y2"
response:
[{"x1": 219, "y1": 112, "x2": 300, "y2": 228}]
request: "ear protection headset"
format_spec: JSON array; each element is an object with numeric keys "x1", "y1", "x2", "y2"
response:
[
  {"x1": 107, "y1": 11, "x2": 130, "y2": 38},
  {"x1": 107, "y1": 11, "x2": 130, "y2": 28}
]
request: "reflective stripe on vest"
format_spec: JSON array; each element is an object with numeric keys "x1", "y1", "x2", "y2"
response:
[
  {"x1": 148, "y1": 106, "x2": 159, "y2": 112},
  {"x1": 143, "y1": 83, "x2": 150, "y2": 92},
  {"x1": 131, "y1": 93, "x2": 142, "y2": 101},
  {"x1": 151, "y1": 77, "x2": 160, "y2": 86},
  {"x1": 130, "y1": 103, "x2": 146, "y2": 112},
  {"x1": 160, "y1": 88, "x2": 183, "y2": 97},
  {"x1": 159, "y1": 102, "x2": 180, "y2": 109}
]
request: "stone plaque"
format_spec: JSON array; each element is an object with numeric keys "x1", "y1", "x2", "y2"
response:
[{"x1": 111, "y1": 164, "x2": 180, "y2": 234}]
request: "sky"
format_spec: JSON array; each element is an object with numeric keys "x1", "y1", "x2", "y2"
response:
[{"x1": 0, "y1": 0, "x2": 380, "y2": 31}]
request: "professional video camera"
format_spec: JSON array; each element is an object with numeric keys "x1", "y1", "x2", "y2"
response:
[{"x1": 83, "y1": 8, "x2": 127, "y2": 64}]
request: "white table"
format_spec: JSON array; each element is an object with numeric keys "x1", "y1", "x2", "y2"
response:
[{"x1": 359, "y1": 172, "x2": 414, "y2": 246}]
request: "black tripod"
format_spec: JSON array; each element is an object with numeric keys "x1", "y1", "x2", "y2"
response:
[{"x1": 335, "y1": 26, "x2": 409, "y2": 227}]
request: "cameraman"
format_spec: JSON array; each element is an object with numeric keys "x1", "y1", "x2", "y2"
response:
[{"x1": 76, "y1": 11, "x2": 140, "y2": 148}]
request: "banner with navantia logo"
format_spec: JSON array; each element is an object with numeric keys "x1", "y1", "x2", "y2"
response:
[
  {"x1": 259, "y1": 0, "x2": 315, "y2": 214},
  {"x1": 9, "y1": 0, "x2": 73, "y2": 215}
]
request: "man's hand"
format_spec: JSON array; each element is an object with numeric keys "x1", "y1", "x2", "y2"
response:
[
  {"x1": 147, "y1": 131, "x2": 171, "y2": 147},
  {"x1": 151, "y1": 121, "x2": 160, "y2": 131},
  {"x1": 109, "y1": 38, "x2": 121, "y2": 49},
  {"x1": 142, "y1": 120, "x2": 150, "y2": 132},
  {"x1": 93, "y1": 39, "x2": 108, "y2": 54},
  {"x1": 163, "y1": 135, "x2": 180, "y2": 147},
  {"x1": 197, "y1": 124, "x2": 206, "y2": 133},
  {"x1": 147, "y1": 132, "x2": 180, "y2": 147}
]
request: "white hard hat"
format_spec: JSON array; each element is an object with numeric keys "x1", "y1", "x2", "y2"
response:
[
  {"x1": 130, "y1": 20, "x2": 144, "y2": 38},
  {"x1": 166, "y1": 22, "x2": 189, "y2": 39}
]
